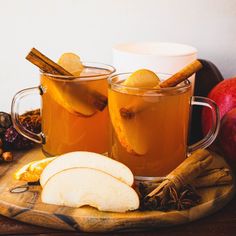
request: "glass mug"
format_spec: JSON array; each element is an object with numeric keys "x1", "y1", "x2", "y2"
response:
[
  {"x1": 12, "y1": 62, "x2": 115, "y2": 156},
  {"x1": 108, "y1": 73, "x2": 220, "y2": 181}
]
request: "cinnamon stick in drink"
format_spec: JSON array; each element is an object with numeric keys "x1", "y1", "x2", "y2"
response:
[
  {"x1": 26, "y1": 48, "x2": 108, "y2": 112},
  {"x1": 120, "y1": 60, "x2": 202, "y2": 119},
  {"x1": 160, "y1": 60, "x2": 202, "y2": 88},
  {"x1": 26, "y1": 48, "x2": 73, "y2": 77}
]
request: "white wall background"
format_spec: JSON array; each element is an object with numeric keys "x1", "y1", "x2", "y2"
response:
[{"x1": 0, "y1": 0, "x2": 236, "y2": 111}]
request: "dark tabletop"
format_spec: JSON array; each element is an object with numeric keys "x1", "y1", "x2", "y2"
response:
[{"x1": 0, "y1": 195, "x2": 235, "y2": 236}]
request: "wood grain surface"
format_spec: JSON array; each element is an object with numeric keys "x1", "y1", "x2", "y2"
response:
[{"x1": 0, "y1": 148, "x2": 234, "y2": 233}]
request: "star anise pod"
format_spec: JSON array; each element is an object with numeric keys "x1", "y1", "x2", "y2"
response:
[
  {"x1": 167, "y1": 185, "x2": 201, "y2": 210},
  {"x1": 138, "y1": 183, "x2": 201, "y2": 211}
]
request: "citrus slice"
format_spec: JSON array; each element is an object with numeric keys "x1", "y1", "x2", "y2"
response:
[
  {"x1": 14, "y1": 161, "x2": 37, "y2": 180},
  {"x1": 14, "y1": 157, "x2": 56, "y2": 182},
  {"x1": 58, "y1": 52, "x2": 84, "y2": 76},
  {"x1": 123, "y1": 69, "x2": 160, "y2": 88}
]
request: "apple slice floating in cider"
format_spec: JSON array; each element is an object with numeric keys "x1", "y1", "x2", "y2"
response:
[
  {"x1": 41, "y1": 52, "x2": 97, "y2": 117},
  {"x1": 109, "y1": 69, "x2": 160, "y2": 155}
]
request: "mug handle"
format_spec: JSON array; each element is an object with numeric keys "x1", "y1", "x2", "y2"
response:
[
  {"x1": 11, "y1": 86, "x2": 45, "y2": 144},
  {"x1": 188, "y1": 96, "x2": 220, "y2": 153}
]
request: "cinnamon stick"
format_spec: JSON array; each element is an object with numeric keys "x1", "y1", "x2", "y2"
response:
[
  {"x1": 137, "y1": 167, "x2": 232, "y2": 192},
  {"x1": 192, "y1": 168, "x2": 232, "y2": 188},
  {"x1": 120, "y1": 60, "x2": 202, "y2": 119},
  {"x1": 146, "y1": 149, "x2": 213, "y2": 198},
  {"x1": 26, "y1": 48, "x2": 73, "y2": 77},
  {"x1": 26, "y1": 48, "x2": 108, "y2": 111},
  {"x1": 160, "y1": 60, "x2": 202, "y2": 88}
]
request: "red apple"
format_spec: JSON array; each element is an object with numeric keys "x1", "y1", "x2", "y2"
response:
[
  {"x1": 218, "y1": 108, "x2": 236, "y2": 162},
  {"x1": 202, "y1": 78, "x2": 236, "y2": 135}
]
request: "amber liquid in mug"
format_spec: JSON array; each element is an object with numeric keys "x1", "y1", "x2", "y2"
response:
[
  {"x1": 109, "y1": 85, "x2": 191, "y2": 177},
  {"x1": 41, "y1": 68, "x2": 110, "y2": 156}
]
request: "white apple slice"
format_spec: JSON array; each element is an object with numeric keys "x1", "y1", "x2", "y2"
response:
[
  {"x1": 40, "y1": 152, "x2": 134, "y2": 187},
  {"x1": 41, "y1": 167, "x2": 139, "y2": 212}
]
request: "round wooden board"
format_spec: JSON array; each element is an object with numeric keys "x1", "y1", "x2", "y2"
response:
[{"x1": 0, "y1": 148, "x2": 234, "y2": 232}]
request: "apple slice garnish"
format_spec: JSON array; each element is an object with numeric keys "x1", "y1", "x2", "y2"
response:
[
  {"x1": 123, "y1": 69, "x2": 160, "y2": 88},
  {"x1": 57, "y1": 52, "x2": 84, "y2": 76},
  {"x1": 109, "y1": 69, "x2": 160, "y2": 155},
  {"x1": 42, "y1": 77, "x2": 97, "y2": 117},
  {"x1": 43, "y1": 52, "x2": 97, "y2": 117}
]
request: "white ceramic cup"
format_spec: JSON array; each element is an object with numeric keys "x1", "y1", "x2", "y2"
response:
[{"x1": 113, "y1": 42, "x2": 197, "y2": 90}]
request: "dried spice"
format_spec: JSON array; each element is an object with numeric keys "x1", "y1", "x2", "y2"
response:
[
  {"x1": 137, "y1": 149, "x2": 212, "y2": 211},
  {"x1": 138, "y1": 183, "x2": 201, "y2": 211},
  {"x1": 19, "y1": 109, "x2": 41, "y2": 133},
  {"x1": 4, "y1": 109, "x2": 41, "y2": 150}
]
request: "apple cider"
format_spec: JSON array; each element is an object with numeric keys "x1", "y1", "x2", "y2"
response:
[
  {"x1": 41, "y1": 64, "x2": 114, "y2": 156},
  {"x1": 108, "y1": 74, "x2": 192, "y2": 178}
]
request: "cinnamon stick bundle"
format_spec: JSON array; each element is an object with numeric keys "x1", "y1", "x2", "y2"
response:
[
  {"x1": 138, "y1": 149, "x2": 233, "y2": 211},
  {"x1": 138, "y1": 167, "x2": 232, "y2": 192},
  {"x1": 146, "y1": 149, "x2": 213, "y2": 199}
]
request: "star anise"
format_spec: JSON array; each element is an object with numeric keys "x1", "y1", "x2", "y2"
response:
[
  {"x1": 167, "y1": 185, "x2": 201, "y2": 210},
  {"x1": 138, "y1": 183, "x2": 201, "y2": 211}
]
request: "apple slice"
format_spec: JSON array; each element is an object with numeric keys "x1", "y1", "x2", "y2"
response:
[
  {"x1": 58, "y1": 52, "x2": 84, "y2": 76},
  {"x1": 44, "y1": 77, "x2": 96, "y2": 117},
  {"x1": 109, "y1": 69, "x2": 159, "y2": 155},
  {"x1": 42, "y1": 52, "x2": 96, "y2": 117},
  {"x1": 123, "y1": 69, "x2": 160, "y2": 88},
  {"x1": 109, "y1": 95, "x2": 148, "y2": 155},
  {"x1": 41, "y1": 167, "x2": 139, "y2": 212},
  {"x1": 40, "y1": 152, "x2": 134, "y2": 187}
]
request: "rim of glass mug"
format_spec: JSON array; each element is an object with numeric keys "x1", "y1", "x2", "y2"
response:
[
  {"x1": 41, "y1": 62, "x2": 116, "y2": 82},
  {"x1": 108, "y1": 72, "x2": 191, "y2": 94}
]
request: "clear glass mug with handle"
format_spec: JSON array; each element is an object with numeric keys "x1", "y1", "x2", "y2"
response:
[
  {"x1": 11, "y1": 62, "x2": 115, "y2": 156},
  {"x1": 108, "y1": 73, "x2": 220, "y2": 181}
]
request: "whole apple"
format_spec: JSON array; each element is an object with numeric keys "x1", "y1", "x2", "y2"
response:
[
  {"x1": 202, "y1": 77, "x2": 236, "y2": 135},
  {"x1": 218, "y1": 108, "x2": 236, "y2": 162}
]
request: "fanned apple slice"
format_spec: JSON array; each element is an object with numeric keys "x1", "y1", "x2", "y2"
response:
[
  {"x1": 40, "y1": 151, "x2": 134, "y2": 187},
  {"x1": 41, "y1": 167, "x2": 139, "y2": 212}
]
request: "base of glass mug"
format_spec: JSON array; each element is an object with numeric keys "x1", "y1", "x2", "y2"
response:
[
  {"x1": 134, "y1": 175, "x2": 167, "y2": 184},
  {"x1": 42, "y1": 148, "x2": 56, "y2": 157}
]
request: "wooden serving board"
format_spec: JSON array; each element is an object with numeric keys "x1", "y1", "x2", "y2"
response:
[{"x1": 0, "y1": 148, "x2": 234, "y2": 232}]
